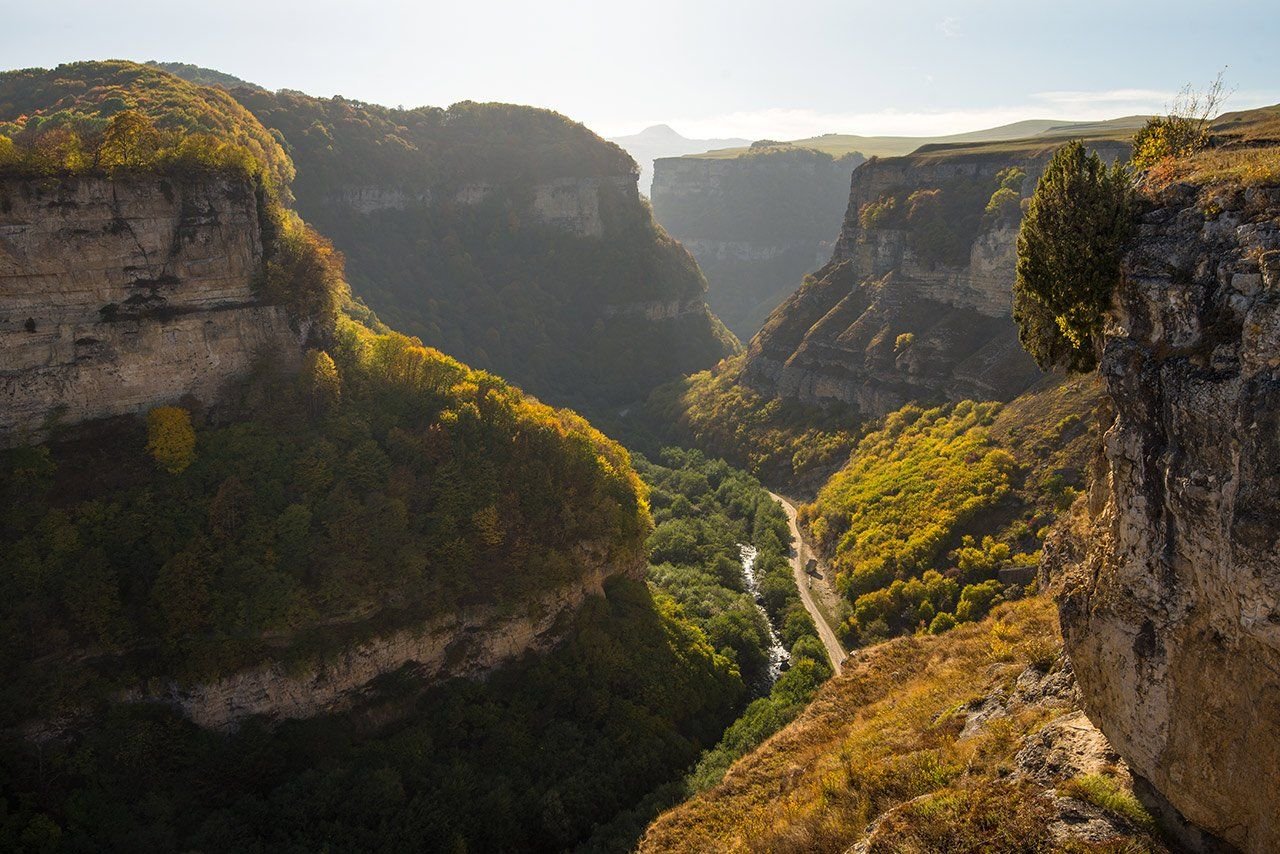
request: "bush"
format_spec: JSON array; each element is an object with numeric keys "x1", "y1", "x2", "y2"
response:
[
  {"x1": 1014, "y1": 140, "x2": 1132, "y2": 372},
  {"x1": 928, "y1": 612, "x2": 957, "y2": 634},
  {"x1": 1131, "y1": 73, "x2": 1228, "y2": 170}
]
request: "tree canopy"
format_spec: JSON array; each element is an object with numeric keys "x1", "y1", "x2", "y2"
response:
[{"x1": 1014, "y1": 141, "x2": 1132, "y2": 372}]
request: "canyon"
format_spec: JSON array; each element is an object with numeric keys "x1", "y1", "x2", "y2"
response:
[
  {"x1": 232, "y1": 88, "x2": 738, "y2": 408},
  {"x1": 651, "y1": 147, "x2": 863, "y2": 339}
]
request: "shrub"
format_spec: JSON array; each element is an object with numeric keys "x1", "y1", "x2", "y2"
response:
[
  {"x1": 955, "y1": 579, "x2": 1003, "y2": 623},
  {"x1": 1014, "y1": 141, "x2": 1132, "y2": 372},
  {"x1": 928, "y1": 612, "x2": 957, "y2": 634},
  {"x1": 859, "y1": 195, "x2": 897, "y2": 229},
  {"x1": 1131, "y1": 72, "x2": 1229, "y2": 170}
]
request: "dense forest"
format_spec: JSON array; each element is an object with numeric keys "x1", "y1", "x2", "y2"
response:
[
  {"x1": 796, "y1": 378, "x2": 1101, "y2": 647},
  {"x1": 0, "y1": 61, "x2": 767, "y2": 853},
  {"x1": 0, "y1": 61, "x2": 293, "y2": 188},
  {"x1": 0, "y1": 436, "x2": 836, "y2": 852},
  {"x1": 231, "y1": 87, "x2": 737, "y2": 409}
]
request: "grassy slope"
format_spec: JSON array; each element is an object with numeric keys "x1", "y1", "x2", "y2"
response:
[
  {"x1": 687, "y1": 116, "x2": 1148, "y2": 160},
  {"x1": 638, "y1": 595, "x2": 1162, "y2": 853},
  {"x1": 1144, "y1": 102, "x2": 1280, "y2": 187}
]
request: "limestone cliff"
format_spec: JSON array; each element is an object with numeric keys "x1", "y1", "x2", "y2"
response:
[
  {"x1": 651, "y1": 148, "x2": 862, "y2": 339},
  {"x1": 140, "y1": 549, "x2": 645, "y2": 731},
  {"x1": 1053, "y1": 180, "x2": 1280, "y2": 852},
  {"x1": 743, "y1": 141, "x2": 1129, "y2": 417},
  {"x1": 0, "y1": 173, "x2": 302, "y2": 445}
]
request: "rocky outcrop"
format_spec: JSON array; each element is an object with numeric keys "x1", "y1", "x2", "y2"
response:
[
  {"x1": 651, "y1": 148, "x2": 863, "y2": 338},
  {"x1": 743, "y1": 142, "x2": 1129, "y2": 416},
  {"x1": 144, "y1": 550, "x2": 644, "y2": 731},
  {"x1": 0, "y1": 174, "x2": 303, "y2": 445},
  {"x1": 1054, "y1": 180, "x2": 1280, "y2": 852}
]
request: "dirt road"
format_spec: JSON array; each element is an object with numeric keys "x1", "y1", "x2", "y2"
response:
[{"x1": 768, "y1": 491, "x2": 846, "y2": 673}]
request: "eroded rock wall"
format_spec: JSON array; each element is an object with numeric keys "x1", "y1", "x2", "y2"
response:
[
  {"x1": 0, "y1": 174, "x2": 301, "y2": 443},
  {"x1": 324, "y1": 175, "x2": 635, "y2": 238},
  {"x1": 743, "y1": 143, "x2": 1129, "y2": 416},
  {"x1": 1054, "y1": 181, "x2": 1280, "y2": 853},
  {"x1": 143, "y1": 550, "x2": 645, "y2": 731}
]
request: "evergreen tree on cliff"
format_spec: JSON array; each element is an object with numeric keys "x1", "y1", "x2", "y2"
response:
[{"x1": 1014, "y1": 140, "x2": 1132, "y2": 372}]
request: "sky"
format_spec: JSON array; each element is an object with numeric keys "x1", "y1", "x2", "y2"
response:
[{"x1": 4, "y1": 0, "x2": 1278, "y2": 140}]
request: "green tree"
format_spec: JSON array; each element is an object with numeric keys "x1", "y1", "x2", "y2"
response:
[
  {"x1": 1014, "y1": 141, "x2": 1132, "y2": 372},
  {"x1": 151, "y1": 548, "x2": 212, "y2": 643},
  {"x1": 928, "y1": 612, "x2": 957, "y2": 634}
]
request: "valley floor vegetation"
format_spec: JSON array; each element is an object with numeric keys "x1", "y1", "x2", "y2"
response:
[
  {"x1": 644, "y1": 354, "x2": 860, "y2": 490},
  {"x1": 0, "y1": 440, "x2": 834, "y2": 853},
  {"x1": 798, "y1": 377, "x2": 1101, "y2": 649}
]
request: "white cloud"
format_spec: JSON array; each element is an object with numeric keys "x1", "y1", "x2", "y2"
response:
[
  {"x1": 1033, "y1": 88, "x2": 1175, "y2": 108},
  {"x1": 937, "y1": 16, "x2": 961, "y2": 38}
]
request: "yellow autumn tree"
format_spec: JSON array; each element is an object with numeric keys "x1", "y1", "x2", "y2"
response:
[
  {"x1": 301, "y1": 349, "x2": 342, "y2": 415},
  {"x1": 146, "y1": 406, "x2": 196, "y2": 474},
  {"x1": 97, "y1": 109, "x2": 161, "y2": 170}
]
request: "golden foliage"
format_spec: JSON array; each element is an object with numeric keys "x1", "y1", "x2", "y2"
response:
[{"x1": 145, "y1": 406, "x2": 196, "y2": 474}]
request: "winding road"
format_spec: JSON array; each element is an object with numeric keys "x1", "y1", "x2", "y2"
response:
[{"x1": 768, "y1": 491, "x2": 847, "y2": 674}]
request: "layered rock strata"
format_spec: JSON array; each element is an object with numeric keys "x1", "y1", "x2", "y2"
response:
[
  {"x1": 744, "y1": 142, "x2": 1129, "y2": 415},
  {"x1": 1054, "y1": 180, "x2": 1280, "y2": 853},
  {"x1": 0, "y1": 173, "x2": 301, "y2": 444}
]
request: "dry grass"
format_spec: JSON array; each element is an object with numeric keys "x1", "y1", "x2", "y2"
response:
[
  {"x1": 1145, "y1": 104, "x2": 1280, "y2": 188},
  {"x1": 1146, "y1": 145, "x2": 1280, "y2": 188},
  {"x1": 638, "y1": 597, "x2": 1056, "y2": 852},
  {"x1": 638, "y1": 596, "x2": 1167, "y2": 853}
]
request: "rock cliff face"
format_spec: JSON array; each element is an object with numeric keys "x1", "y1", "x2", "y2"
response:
[
  {"x1": 743, "y1": 143, "x2": 1128, "y2": 416},
  {"x1": 652, "y1": 149, "x2": 862, "y2": 338},
  {"x1": 1054, "y1": 180, "x2": 1280, "y2": 853},
  {"x1": 145, "y1": 550, "x2": 645, "y2": 731},
  {"x1": 326, "y1": 175, "x2": 634, "y2": 238},
  {"x1": 0, "y1": 174, "x2": 302, "y2": 445}
]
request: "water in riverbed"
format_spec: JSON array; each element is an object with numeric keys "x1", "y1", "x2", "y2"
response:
[{"x1": 739, "y1": 544, "x2": 789, "y2": 686}]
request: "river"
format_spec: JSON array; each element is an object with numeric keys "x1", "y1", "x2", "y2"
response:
[{"x1": 739, "y1": 544, "x2": 789, "y2": 686}]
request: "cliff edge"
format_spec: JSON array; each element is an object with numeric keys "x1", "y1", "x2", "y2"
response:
[{"x1": 1054, "y1": 172, "x2": 1280, "y2": 851}]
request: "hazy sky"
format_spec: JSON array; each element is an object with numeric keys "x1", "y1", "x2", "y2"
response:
[{"x1": 5, "y1": 0, "x2": 1278, "y2": 140}]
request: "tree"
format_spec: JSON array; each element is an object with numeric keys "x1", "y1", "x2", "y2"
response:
[
  {"x1": 26, "y1": 126, "x2": 89, "y2": 174},
  {"x1": 97, "y1": 109, "x2": 161, "y2": 169},
  {"x1": 0, "y1": 134, "x2": 18, "y2": 168},
  {"x1": 151, "y1": 548, "x2": 212, "y2": 643},
  {"x1": 301, "y1": 349, "x2": 342, "y2": 415},
  {"x1": 145, "y1": 406, "x2": 196, "y2": 474},
  {"x1": 928, "y1": 612, "x2": 957, "y2": 634},
  {"x1": 1014, "y1": 141, "x2": 1132, "y2": 372}
]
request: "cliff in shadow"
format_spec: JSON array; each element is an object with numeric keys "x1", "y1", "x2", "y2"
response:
[
  {"x1": 234, "y1": 90, "x2": 738, "y2": 410},
  {"x1": 651, "y1": 145, "x2": 863, "y2": 339}
]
